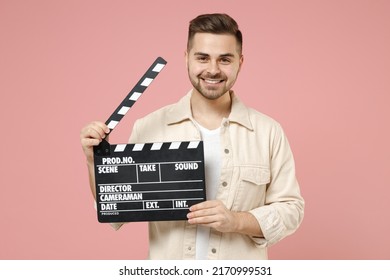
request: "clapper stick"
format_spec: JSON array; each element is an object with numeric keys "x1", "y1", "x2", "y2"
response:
[{"x1": 94, "y1": 57, "x2": 167, "y2": 156}]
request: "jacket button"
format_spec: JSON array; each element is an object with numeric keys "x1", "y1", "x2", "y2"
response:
[
  {"x1": 211, "y1": 248, "x2": 217, "y2": 253},
  {"x1": 222, "y1": 182, "x2": 228, "y2": 187},
  {"x1": 224, "y1": 149, "x2": 229, "y2": 154}
]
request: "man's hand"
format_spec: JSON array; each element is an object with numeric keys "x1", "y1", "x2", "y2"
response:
[
  {"x1": 80, "y1": 121, "x2": 110, "y2": 162},
  {"x1": 187, "y1": 200, "x2": 239, "y2": 233},
  {"x1": 187, "y1": 200, "x2": 263, "y2": 237},
  {"x1": 80, "y1": 121, "x2": 110, "y2": 198}
]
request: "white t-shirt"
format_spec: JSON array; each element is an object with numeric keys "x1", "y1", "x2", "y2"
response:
[{"x1": 194, "y1": 121, "x2": 221, "y2": 259}]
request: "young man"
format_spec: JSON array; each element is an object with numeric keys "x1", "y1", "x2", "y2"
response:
[{"x1": 80, "y1": 13, "x2": 304, "y2": 259}]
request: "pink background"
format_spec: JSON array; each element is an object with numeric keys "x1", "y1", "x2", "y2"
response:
[{"x1": 1, "y1": 0, "x2": 389, "y2": 259}]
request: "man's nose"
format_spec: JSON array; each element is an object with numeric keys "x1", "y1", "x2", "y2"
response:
[{"x1": 207, "y1": 60, "x2": 220, "y2": 75}]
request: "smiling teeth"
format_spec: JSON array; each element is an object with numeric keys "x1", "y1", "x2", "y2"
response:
[{"x1": 204, "y1": 79, "x2": 221, "y2": 84}]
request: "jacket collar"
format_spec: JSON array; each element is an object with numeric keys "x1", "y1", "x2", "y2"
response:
[{"x1": 166, "y1": 89, "x2": 254, "y2": 131}]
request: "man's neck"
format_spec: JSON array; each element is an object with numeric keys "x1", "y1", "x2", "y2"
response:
[{"x1": 190, "y1": 90, "x2": 232, "y2": 130}]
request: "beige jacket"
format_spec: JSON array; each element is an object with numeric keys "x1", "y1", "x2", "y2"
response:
[{"x1": 116, "y1": 90, "x2": 304, "y2": 259}]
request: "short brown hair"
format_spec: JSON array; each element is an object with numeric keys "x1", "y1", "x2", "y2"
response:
[{"x1": 187, "y1": 13, "x2": 243, "y2": 54}]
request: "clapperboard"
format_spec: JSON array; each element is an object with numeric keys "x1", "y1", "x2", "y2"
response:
[{"x1": 93, "y1": 57, "x2": 206, "y2": 223}]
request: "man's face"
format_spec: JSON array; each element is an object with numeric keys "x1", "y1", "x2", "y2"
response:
[{"x1": 186, "y1": 33, "x2": 243, "y2": 100}]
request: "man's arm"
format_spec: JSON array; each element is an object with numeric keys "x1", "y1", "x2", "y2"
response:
[{"x1": 187, "y1": 124, "x2": 304, "y2": 243}]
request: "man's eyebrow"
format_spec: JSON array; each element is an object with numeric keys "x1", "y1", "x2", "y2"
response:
[
  {"x1": 193, "y1": 52, "x2": 210, "y2": 56},
  {"x1": 219, "y1": 53, "x2": 235, "y2": 58},
  {"x1": 193, "y1": 52, "x2": 235, "y2": 58}
]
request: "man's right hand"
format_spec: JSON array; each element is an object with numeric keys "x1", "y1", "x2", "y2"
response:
[{"x1": 80, "y1": 121, "x2": 110, "y2": 162}]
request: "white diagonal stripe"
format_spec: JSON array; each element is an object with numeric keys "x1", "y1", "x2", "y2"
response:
[
  {"x1": 152, "y1": 63, "x2": 165, "y2": 72},
  {"x1": 187, "y1": 141, "x2": 200, "y2": 149},
  {"x1": 141, "y1": 77, "x2": 153, "y2": 87},
  {"x1": 107, "y1": 120, "x2": 119, "y2": 129},
  {"x1": 129, "y1": 92, "x2": 142, "y2": 101},
  {"x1": 169, "y1": 142, "x2": 181, "y2": 150},
  {"x1": 151, "y1": 142, "x2": 163, "y2": 150},
  {"x1": 114, "y1": 144, "x2": 127, "y2": 152},
  {"x1": 133, "y1": 143, "x2": 144, "y2": 151},
  {"x1": 117, "y1": 106, "x2": 130, "y2": 115}
]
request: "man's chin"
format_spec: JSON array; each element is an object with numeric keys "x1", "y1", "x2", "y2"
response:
[{"x1": 198, "y1": 89, "x2": 227, "y2": 100}]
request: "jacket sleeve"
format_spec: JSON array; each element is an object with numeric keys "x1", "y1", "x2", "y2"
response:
[{"x1": 249, "y1": 124, "x2": 304, "y2": 247}]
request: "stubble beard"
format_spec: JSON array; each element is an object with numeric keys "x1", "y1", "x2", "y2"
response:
[{"x1": 189, "y1": 72, "x2": 230, "y2": 101}]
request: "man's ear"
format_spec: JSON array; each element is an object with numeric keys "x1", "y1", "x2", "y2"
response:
[
  {"x1": 184, "y1": 50, "x2": 189, "y2": 67},
  {"x1": 238, "y1": 54, "x2": 244, "y2": 72}
]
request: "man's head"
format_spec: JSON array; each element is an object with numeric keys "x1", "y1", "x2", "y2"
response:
[
  {"x1": 186, "y1": 13, "x2": 244, "y2": 100},
  {"x1": 187, "y1": 13, "x2": 243, "y2": 55}
]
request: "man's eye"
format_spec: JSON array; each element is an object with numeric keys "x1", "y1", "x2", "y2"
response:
[
  {"x1": 220, "y1": 58, "x2": 231, "y2": 64},
  {"x1": 197, "y1": 56, "x2": 208, "y2": 62}
]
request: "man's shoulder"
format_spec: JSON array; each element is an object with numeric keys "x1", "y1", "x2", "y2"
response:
[
  {"x1": 244, "y1": 106, "x2": 287, "y2": 142},
  {"x1": 140, "y1": 103, "x2": 174, "y2": 121},
  {"x1": 129, "y1": 95, "x2": 191, "y2": 143},
  {"x1": 247, "y1": 107, "x2": 281, "y2": 127},
  {"x1": 136, "y1": 101, "x2": 178, "y2": 125},
  {"x1": 231, "y1": 92, "x2": 282, "y2": 131}
]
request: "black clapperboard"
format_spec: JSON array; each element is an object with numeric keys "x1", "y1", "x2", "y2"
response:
[{"x1": 93, "y1": 57, "x2": 206, "y2": 223}]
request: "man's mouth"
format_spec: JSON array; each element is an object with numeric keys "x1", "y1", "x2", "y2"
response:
[{"x1": 202, "y1": 78, "x2": 224, "y2": 84}]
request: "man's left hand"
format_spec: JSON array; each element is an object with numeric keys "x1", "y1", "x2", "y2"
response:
[{"x1": 187, "y1": 200, "x2": 238, "y2": 233}]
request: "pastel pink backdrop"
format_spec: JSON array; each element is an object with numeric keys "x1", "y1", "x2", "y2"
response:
[{"x1": 1, "y1": 0, "x2": 389, "y2": 259}]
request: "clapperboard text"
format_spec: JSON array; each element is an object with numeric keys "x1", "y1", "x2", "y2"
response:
[{"x1": 97, "y1": 156, "x2": 199, "y2": 174}]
